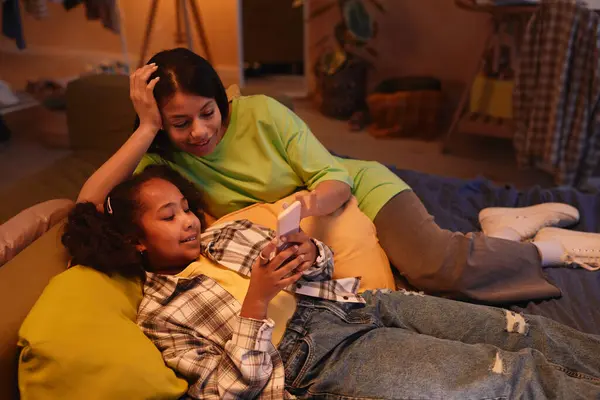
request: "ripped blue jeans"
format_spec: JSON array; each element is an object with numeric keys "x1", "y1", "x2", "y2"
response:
[{"x1": 277, "y1": 290, "x2": 600, "y2": 399}]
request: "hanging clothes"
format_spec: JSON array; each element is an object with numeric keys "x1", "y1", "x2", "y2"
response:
[
  {"x1": 84, "y1": 0, "x2": 120, "y2": 33},
  {"x1": 63, "y1": 0, "x2": 83, "y2": 10},
  {"x1": 64, "y1": 0, "x2": 119, "y2": 33},
  {"x1": 513, "y1": 0, "x2": 600, "y2": 187},
  {"x1": 2, "y1": 0, "x2": 25, "y2": 49}
]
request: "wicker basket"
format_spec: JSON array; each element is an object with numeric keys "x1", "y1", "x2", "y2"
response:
[
  {"x1": 315, "y1": 60, "x2": 368, "y2": 120},
  {"x1": 367, "y1": 78, "x2": 442, "y2": 139}
]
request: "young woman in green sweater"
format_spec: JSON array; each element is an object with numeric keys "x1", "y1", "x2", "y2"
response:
[{"x1": 78, "y1": 48, "x2": 600, "y2": 305}]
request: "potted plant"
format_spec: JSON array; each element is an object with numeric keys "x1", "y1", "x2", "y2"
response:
[{"x1": 295, "y1": 0, "x2": 384, "y2": 120}]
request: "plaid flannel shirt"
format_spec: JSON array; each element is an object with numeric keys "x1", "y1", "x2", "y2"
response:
[
  {"x1": 514, "y1": 0, "x2": 600, "y2": 186},
  {"x1": 137, "y1": 220, "x2": 364, "y2": 400}
]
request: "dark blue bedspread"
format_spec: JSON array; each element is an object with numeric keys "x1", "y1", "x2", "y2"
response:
[{"x1": 392, "y1": 168, "x2": 600, "y2": 335}]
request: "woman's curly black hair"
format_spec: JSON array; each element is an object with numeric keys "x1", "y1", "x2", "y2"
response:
[{"x1": 62, "y1": 165, "x2": 206, "y2": 278}]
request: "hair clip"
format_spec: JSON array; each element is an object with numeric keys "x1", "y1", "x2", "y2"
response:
[{"x1": 106, "y1": 196, "x2": 114, "y2": 215}]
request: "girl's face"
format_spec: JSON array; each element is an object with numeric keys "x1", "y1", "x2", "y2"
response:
[
  {"x1": 160, "y1": 91, "x2": 224, "y2": 157},
  {"x1": 136, "y1": 178, "x2": 202, "y2": 273}
]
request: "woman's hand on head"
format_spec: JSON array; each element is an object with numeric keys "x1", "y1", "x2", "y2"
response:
[
  {"x1": 130, "y1": 64, "x2": 162, "y2": 132},
  {"x1": 241, "y1": 239, "x2": 312, "y2": 320}
]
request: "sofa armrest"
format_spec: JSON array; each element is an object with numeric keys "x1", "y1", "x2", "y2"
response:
[
  {"x1": 0, "y1": 199, "x2": 74, "y2": 267},
  {"x1": 0, "y1": 222, "x2": 70, "y2": 400}
]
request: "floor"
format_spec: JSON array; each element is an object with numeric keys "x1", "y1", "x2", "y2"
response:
[
  {"x1": 0, "y1": 52, "x2": 95, "y2": 191},
  {"x1": 0, "y1": 51, "x2": 593, "y2": 196},
  {"x1": 0, "y1": 130, "x2": 70, "y2": 191},
  {"x1": 293, "y1": 98, "x2": 555, "y2": 187},
  {"x1": 1, "y1": 102, "x2": 72, "y2": 191},
  {"x1": 244, "y1": 74, "x2": 308, "y2": 99}
]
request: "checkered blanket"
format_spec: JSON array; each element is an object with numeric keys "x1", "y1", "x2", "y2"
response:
[{"x1": 513, "y1": 0, "x2": 600, "y2": 186}]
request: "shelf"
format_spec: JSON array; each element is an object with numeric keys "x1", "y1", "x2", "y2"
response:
[{"x1": 0, "y1": 92, "x2": 39, "y2": 116}]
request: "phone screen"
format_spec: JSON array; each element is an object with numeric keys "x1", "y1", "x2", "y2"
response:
[{"x1": 276, "y1": 201, "x2": 302, "y2": 266}]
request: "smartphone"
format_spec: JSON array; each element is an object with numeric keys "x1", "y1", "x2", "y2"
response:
[
  {"x1": 277, "y1": 201, "x2": 301, "y2": 247},
  {"x1": 276, "y1": 201, "x2": 302, "y2": 264}
]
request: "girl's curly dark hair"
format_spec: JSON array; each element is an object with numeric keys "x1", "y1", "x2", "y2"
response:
[{"x1": 62, "y1": 165, "x2": 206, "y2": 278}]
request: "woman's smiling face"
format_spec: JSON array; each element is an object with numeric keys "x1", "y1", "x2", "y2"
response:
[{"x1": 160, "y1": 91, "x2": 224, "y2": 157}]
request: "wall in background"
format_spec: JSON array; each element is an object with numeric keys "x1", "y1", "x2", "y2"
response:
[
  {"x1": 307, "y1": 0, "x2": 490, "y2": 125},
  {"x1": 243, "y1": 0, "x2": 303, "y2": 65},
  {"x1": 0, "y1": 0, "x2": 241, "y2": 84}
]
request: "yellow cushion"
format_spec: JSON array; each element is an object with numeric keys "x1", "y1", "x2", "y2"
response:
[
  {"x1": 18, "y1": 266, "x2": 187, "y2": 400},
  {"x1": 213, "y1": 192, "x2": 395, "y2": 291}
]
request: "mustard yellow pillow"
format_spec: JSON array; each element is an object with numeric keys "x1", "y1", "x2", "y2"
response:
[
  {"x1": 18, "y1": 266, "x2": 187, "y2": 400},
  {"x1": 213, "y1": 192, "x2": 395, "y2": 291}
]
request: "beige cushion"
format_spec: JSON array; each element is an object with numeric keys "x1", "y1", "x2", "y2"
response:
[
  {"x1": 0, "y1": 199, "x2": 74, "y2": 267},
  {"x1": 36, "y1": 109, "x2": 70, "y2": 149},
  {"x1": 66, "y1": 74, "x2": 135, "y2": 153},
  {"x1": 213, "y1": 191, "x2": 396, "y2": 291}
]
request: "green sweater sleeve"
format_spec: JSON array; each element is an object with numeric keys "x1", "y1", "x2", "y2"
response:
[{"x1": 266, "y1": 97, "x2": 353, "y2": 191}]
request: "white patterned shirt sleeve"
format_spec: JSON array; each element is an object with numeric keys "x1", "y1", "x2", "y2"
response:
[{"x1": 138, "y1": 274, "x2": 289, "y2": 399}]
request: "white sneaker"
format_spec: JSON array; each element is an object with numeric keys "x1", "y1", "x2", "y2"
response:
[
  {"x1": 0, "y1": 80, "x2": 18, "y2": 106},
  {"x1": 479, "y1": 203, "x2": 579, "y2": 241},
  {"x1": 533, "y1": 227, "x2": 600, "y2": 271}
]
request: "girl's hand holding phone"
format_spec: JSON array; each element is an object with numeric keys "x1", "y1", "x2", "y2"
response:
[
  {"x1": 278, "y1": 231, "x2": 318, "y2": 268},
  {"x1": 241, "y1": 233, "x2": 317, "y2": 320}
]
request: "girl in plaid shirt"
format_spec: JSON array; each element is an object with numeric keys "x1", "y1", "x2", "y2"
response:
[{"x1": 63, "y1": 165, "x2": 600, "y2": 399}]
